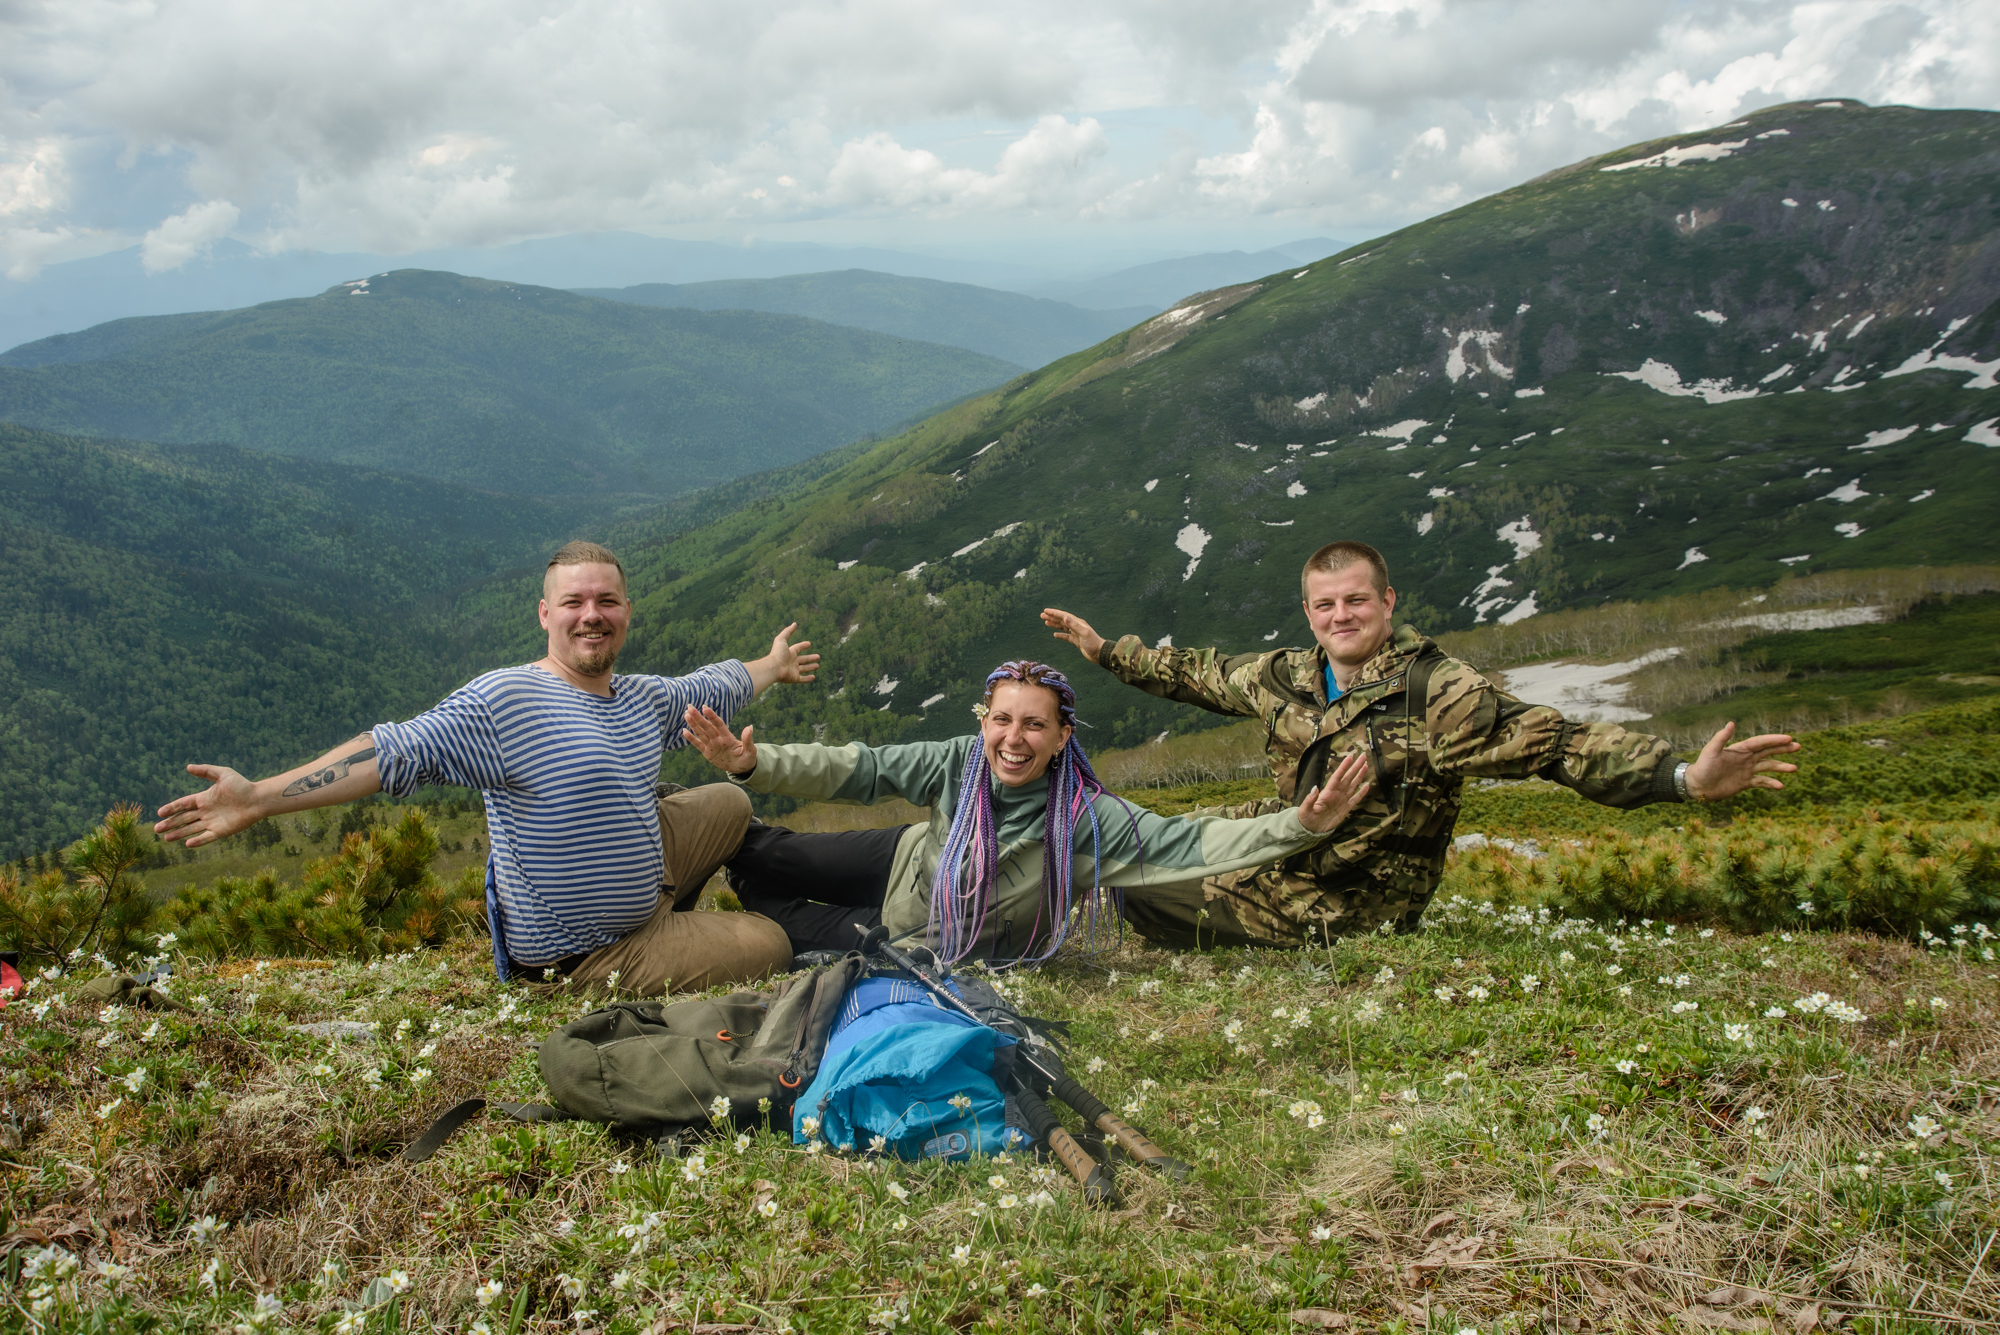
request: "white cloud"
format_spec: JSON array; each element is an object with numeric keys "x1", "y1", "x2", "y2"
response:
[
  {"x1": 139, "y1": 199, "x2": 240, "y2": 273},
  {"x1": 0, "y1": 0, "x2": 1995, "y2": 262}
]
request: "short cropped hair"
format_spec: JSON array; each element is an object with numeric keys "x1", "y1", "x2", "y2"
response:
[
  {"x1": 545, "y1": 540, "x2": 625, "y2": 595},
  {"x1": 1300, "y1": 540, "x2": 1390, "y2": 599}
]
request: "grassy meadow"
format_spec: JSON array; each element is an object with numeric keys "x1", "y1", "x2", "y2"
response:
[{"x1": 5, "y1": 596, "x2": 2000, "y2": 1333}]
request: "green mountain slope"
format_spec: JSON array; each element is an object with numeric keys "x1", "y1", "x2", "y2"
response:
[
  {"x1": 568, "y1": 100, "x2": 2000, "y2": 757},
  {"x1": 0, "y1": 422, "x2": 593, "y2": 853},
  {"x1": 575, "y1": 270, "x2": 1148, "y2": 372},
  {"x1": 0, "y1": 270, "x2": 1023, "y2": 499}
]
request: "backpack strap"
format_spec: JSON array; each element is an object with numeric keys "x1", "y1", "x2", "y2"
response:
[{"x1": 401, "y1": 1096, "x2": 573, "y2": 1163}]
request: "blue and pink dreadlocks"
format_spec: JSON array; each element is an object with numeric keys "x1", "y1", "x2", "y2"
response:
[{"x1": 926, "y1": 660, "x2": 1142, "y2": 966}]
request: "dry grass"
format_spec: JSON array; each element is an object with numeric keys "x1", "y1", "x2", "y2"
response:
[{"x1": 1436, "y1": 565, "x2": 2000, "y2": 673}]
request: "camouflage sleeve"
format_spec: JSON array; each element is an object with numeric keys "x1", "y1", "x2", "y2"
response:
[
  {"x1": 1097, "y1": 635, "x2": 1270, "y2": 719},
  {"x1": 1425, "y1": 659, "x2": 1678, "y2": 808}
]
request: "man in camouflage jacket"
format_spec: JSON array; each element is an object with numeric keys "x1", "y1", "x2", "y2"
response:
[{"x1": 1041, "y1": 541, "x2": 1800, "y2": 947}]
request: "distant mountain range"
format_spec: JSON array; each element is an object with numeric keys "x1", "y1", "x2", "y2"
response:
[
  {"x1": 0, "y1": 231, "x2": 1349, "y2": 353},
  {"x1": 0, "y1": 233, "x2": 1048, "y2": 353},
  {"x1": 0, "y1": 270, "x2": 1022, "y2": 500},
  {"x1": 1021, "y1": 239, "x2": 1344, "y2": 311},
  {"x1": 576, "y1": 270, "x2": 1152, "y2": 371}
]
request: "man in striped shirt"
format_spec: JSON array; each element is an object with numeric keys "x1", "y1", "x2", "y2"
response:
[{"x1": 154, "y1": 541, "x2": 818, "y2": 995}]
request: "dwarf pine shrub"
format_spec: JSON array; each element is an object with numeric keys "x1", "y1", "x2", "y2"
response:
[
  {"x1": 1447, "y1": 810, "x2": 2000, "y2": 937},
  {"x1": 158, "y1": 808, "x2": 483, "y2": 962},
  {"x1": 0, "y1": 804, "x2": 153, "y2": 968}
]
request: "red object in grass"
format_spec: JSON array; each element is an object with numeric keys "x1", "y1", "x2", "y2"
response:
[{"x1": 0, "y1": 959, "x2": 22, "y2": 1008}]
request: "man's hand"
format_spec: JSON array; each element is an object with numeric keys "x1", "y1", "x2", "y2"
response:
[
  {"x1": 1040, "y1": 608, "x2": 1106, "y2": 664},
  {"x1": 155, "y1": 764, "x2": 266, "y2": 848},
  {"x1": 1295, "y1": 753, "x2": 1372, "y2": 835},
  {"x1": 745, "y1": 623, "x2": 820, "y2": 698},
  {"x1": 1685, "y1": 722, "x2": 1800, "y2": 801},
  {"x1": 684, "y1": 706, "x2": 759, "y2": 775}
]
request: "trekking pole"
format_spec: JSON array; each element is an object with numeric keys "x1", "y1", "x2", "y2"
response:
[
  {"x1": 1010, "y1": 1081, "x2": 1118, "y2": 1207},
  {"x1": 853, "y1": 925, "x2": 1190, "y2": 1181},
  {"x1": 1042, "y1": 1069, "x2": 1192, "y2": 1182}
]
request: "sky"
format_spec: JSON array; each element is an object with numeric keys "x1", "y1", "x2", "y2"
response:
[{"x1": 3, "y1": 0, "x2": 1997, "y2": 282}]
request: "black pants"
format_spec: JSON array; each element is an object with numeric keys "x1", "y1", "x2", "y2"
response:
[{"x1": 726, "y1": 823, "x2": 910, "y2": 954}]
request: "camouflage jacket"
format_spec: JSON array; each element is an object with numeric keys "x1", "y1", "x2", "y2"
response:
[{"x1": 1098, "y1": 624, "x2": 1683, "y2": 938}]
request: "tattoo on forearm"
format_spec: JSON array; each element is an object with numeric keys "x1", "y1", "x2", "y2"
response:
[{"x1": 282, "y1": 746, "x2": 377, "y2": 796}]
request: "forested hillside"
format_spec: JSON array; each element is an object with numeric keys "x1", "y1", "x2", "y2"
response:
[
  {"x1": 0, "y1": 270, "x2": 1023, "y2": 499},
  {"x1": 0, "y1": 423, "x2": 590, "y2": 853},
  {"x1": 540, "y1": 100, "x2": 2000, "y2": 762}
]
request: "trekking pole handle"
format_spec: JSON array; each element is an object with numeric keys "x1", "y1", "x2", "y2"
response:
[
  {"x1": 1048, "y1": 1126, "x2": 1117, "y2": 1206},
  {"x1": 1014, "y1": 1082, "x2": 1116, "y2": 1208},
  {"x1": 1051, "y1": 1075, "x2": 1193, "y2": 1181}
]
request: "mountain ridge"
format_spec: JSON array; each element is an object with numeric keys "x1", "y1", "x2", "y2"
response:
[
  {"x1": 564, "y1": 99, "x2": 2000, "y2": 763},
  {"x1": 0, "y1": 270, "x2": 1024, "y2": 500},
  {"x1": 573, "y1": 269, "x2": 1150, "y2": 371}
]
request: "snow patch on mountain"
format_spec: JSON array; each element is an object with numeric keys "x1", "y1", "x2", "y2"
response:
[
  {"x1": 1848, "y1": 426, "x2": 1918, "y2": 451},
  {"x1": 1175, "y1": 524, "x2": 1211, "y2": 581},
  {"x1": 1605, "y1": 359, "x2": 1761, "y2": 404},
  {"x1": 1600, "y1": 139, "x2": 1747, "y2": 171},
  {"x1": 1496, "y1": 517, "x2": 1542, "y2": 561},
  {"x1": 1498, "y1": 648, "x2": 1681, "y2": 723}
]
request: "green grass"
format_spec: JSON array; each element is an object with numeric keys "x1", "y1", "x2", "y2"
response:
[
  {"x1": 7, "y1": 911, "x2": 1996, "y2": 1333},
  {"x1": 8, "y1": 698, "x2": 2000, "y2": 1332}
]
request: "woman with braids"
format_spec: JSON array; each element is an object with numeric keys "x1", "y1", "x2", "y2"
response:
[{"x1": 681, "y1": 660, "x2": 1371, "y2": 965}]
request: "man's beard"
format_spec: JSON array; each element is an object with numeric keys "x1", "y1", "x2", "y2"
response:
[{"x1": 572, "y1": 634, "x2": 619, "y2": 676}]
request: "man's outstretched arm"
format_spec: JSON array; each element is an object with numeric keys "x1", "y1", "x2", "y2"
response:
[
  {"x1": 154, "y1": 735, "x2": 383, "y2": 848},
  {"x1": 1041, "y1": 606, "x2": 1265, "y2": 718}
]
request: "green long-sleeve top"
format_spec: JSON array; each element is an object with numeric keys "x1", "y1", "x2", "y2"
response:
[{"x1": 734, "y1": 734, "x2": 1327, "y2": 960}]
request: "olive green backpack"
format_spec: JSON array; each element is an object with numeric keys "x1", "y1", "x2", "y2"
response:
[{"x1": 403, "y1": 955, "x2": 865, "y2": 1160}]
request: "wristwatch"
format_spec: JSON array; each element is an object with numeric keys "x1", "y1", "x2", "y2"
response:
[{"x1": 1673, "y1": 762, "x2": 1692, "y2": 802}]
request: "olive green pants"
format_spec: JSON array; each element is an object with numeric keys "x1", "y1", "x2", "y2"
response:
[{"x1": 560, "y1": 784, "x2": 792, "y2": 996}]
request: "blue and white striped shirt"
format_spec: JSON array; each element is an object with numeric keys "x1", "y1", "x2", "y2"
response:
[{"x1": 372, "y1": 660, "x2": 753, "y2": 966}]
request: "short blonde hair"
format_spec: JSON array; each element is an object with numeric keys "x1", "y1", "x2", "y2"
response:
[
  {"x1": 1300, "y1": 540, "x2": 1389, "y2": 599},
  {"x1": 544, "y1": 540, "x2": 625, "y2": 596}
]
